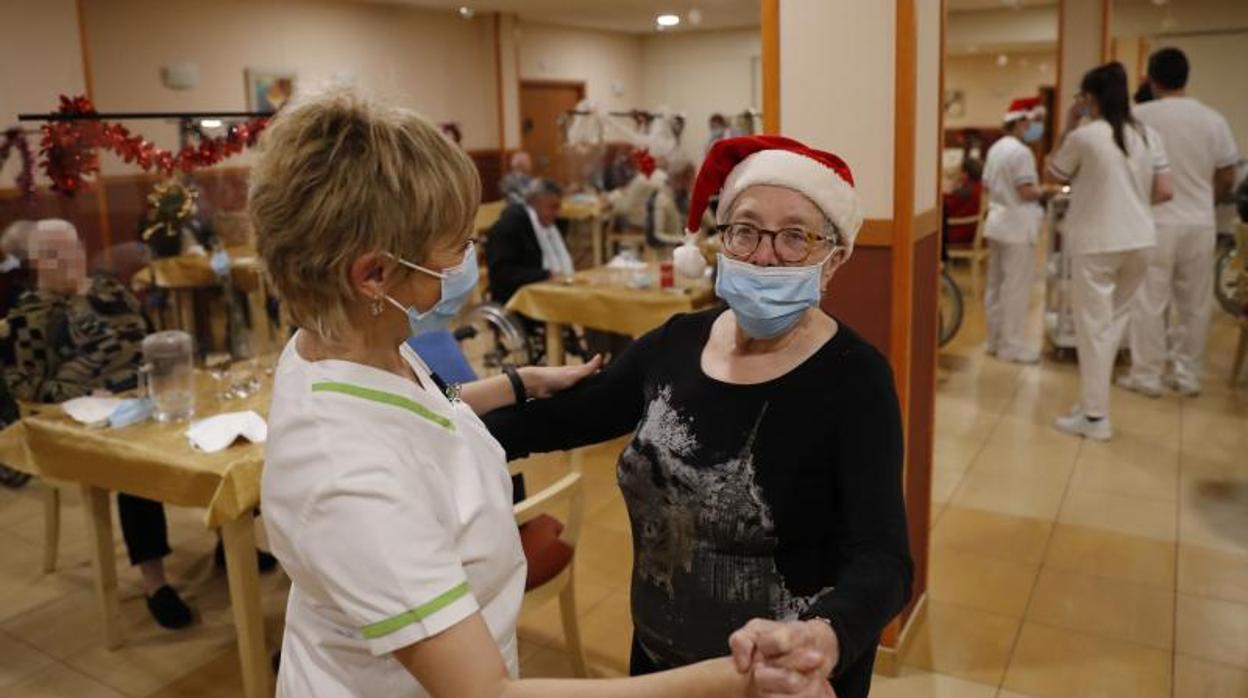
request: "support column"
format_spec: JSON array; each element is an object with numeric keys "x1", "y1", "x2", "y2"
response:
[
  {"x1": 767, "y1": 0, "x2": 943, "y2": 673},
  {"x1": 1056, "y1": 0, "x2": 1112, "y2": 133}
]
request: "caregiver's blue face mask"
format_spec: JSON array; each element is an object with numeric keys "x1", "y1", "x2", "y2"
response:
[
  {"x1": 383, "y1": 242, "x2": 478, "y2": 336},
  {"x1": 1022, "y1": 121, "x2": 1045, "y2": 143},
  {"x1": 715, "y1": 249, "x2": 838, "y2": 340}
]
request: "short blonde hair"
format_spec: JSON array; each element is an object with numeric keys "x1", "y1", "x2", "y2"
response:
[{"x1": 248, "y1": 91, "x2": 480, "y2": 341}]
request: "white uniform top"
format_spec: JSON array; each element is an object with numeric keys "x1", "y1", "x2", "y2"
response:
[
  {"x1": 1135, "y1": 96, "x2": 1239, "y2": 229},
  {"x1": 982, "y1": 134, "x2": 1045, "y2": 244},
  {"x1": 1048, "y1": 119, "x2": 1169, "y2": 255},
  {"x1": 262, "y1": 336, "x2": 526, "y2": 697}
]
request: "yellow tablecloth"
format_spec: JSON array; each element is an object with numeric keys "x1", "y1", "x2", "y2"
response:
[
  {"x1": 0, "y1": 371, "x2": 269, "y2": 529},
  {"x1": 505, "y1": 264, "x2": 715, "y2": 338},
  {"x1": 131, "y1": 249, "x2": 265, "y2": 292}
]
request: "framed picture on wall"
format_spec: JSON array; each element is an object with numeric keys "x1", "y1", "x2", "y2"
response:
[{"x1": 245, "y1": 69, "x2": 296, "y2": 113}]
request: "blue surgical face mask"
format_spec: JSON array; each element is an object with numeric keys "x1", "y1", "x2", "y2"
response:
[
  {"x1": 384, "y1": 243, "x2": 478, "y2": 336},
  {"x1": 1022, "y1": 121, "x2": 1045, "y2": 143},
  {"x1": 714, "y1": 252, "x2": 832, "y2": 339}
]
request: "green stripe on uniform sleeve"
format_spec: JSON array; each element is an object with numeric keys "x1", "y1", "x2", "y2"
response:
[
  {"x1": 311, "y1": 381, "x2": 454, "y2": 430},
  {"x1": 360, "y1": 582, "x2": 472, "y2": 640}
]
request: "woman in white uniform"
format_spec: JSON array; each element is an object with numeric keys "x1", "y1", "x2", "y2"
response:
[
  {"x1": 1046, "y1": 62, "x2": 1173, "y2": 441},
  {"x1": 252, "y1": 92, "x2": 831, "y2": 698}
]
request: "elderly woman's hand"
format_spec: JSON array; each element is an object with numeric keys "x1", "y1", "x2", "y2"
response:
[
  {"x1": 730, "y1": 618, "x2": 840, "y2": 696},
  {"x1": 518, "y1": 354, "x2": 603, "y2": 399}
]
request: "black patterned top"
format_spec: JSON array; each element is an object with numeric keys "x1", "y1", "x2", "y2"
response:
[{"x1": 485, "y1": 307, "x2": 912, "y2": 698}]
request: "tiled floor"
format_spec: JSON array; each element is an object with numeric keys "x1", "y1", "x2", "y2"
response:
[{"x1": 1, "y1": 264, "x2": 1246, "y2": 696}]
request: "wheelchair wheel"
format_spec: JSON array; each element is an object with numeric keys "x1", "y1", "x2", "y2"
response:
[
  {"x1": 452, "y1": 303, "x2": 531, "y2": 376},
  {"x1": 938, "y1": 268, "x2": 964, "y2": 348},
  {"x1": 1215, "y1": 243, "x2": 1244, "y2": 318}
]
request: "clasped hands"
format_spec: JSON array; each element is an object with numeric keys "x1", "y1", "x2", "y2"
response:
[{"x1": 730, "y1": 618, "x2": 839, "y2": 698}]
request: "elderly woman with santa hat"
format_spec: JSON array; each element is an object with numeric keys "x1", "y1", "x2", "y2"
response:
[{"x1": 486, "y1": 136, "x2": 913, "y2": 698}]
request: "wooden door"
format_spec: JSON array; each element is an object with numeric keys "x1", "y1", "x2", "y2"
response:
[{"x1": 520, "y1": 80, "x2": 585, "y2": 184}]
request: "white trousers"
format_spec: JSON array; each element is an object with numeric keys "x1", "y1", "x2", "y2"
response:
[
  {"x1": 985, "y1": 239, "x2": 1035, "y2": 358},
  {"x1": 1127, "y1": 223, "x2": 1216, "y2": 385},
  {"x1": 1072, "y1": 249, "x2": 1150, "y2": 419}
]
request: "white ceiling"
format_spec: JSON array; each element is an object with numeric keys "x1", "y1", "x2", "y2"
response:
[
  {"x1": 375, "y1": 0, "x2": 759, "y2": 34},
  {"x1": 948, "y1": 0, "x2": 1055, "y2": 10}
]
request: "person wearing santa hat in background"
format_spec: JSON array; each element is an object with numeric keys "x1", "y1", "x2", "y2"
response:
[
  {"x1": 981, "y1": 97, "x2": 1048, "y2": 364},
  {"x1": 487, "y1": 135, "x2": 913, "y2": 698}
]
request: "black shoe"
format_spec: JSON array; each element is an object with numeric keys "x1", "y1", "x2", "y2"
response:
[
  {"x1": 0, "y1": 464, "x2": 31, "y2": 489},
  {"x1": 145, "y1": 585, "x2": 193, "y2": 630},
  {"x1": 214, "y1": 540, "x2": 279, "y2": 574}
]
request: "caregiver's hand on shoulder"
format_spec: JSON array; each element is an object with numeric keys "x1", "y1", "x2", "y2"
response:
[
  {"x1": 731, "y1": 618, "x2": 839, "y2": 697},
  {"x1": 519, "y1": 354, "x2": 603, "y2": 399}
]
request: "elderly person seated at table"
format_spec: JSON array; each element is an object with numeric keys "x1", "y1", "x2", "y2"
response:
[
  {"x1": 486, "y1": 178, "x2": 574, "y2": 306},
  {"x1": 485, "y1": 136, "x2": 914, "y2": 698},
  {"x1": 0, "y1": 220, "x2": 196, "y2": 629},
  {"x1": 499, "y1": 151, "x2": 535, "y2": 204}
]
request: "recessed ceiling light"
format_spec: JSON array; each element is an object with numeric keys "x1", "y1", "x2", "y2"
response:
[
  {"x1": 996, "y1": 53, "x2": 1009, "y2": 67},
  {"x1": 458, "y1": 6, "x2": 474, "y2": 19},
  {"x1": 656, "y1": 14, "x2": 680, "y2": 27},
  {"x1": 687, "y1": 8, "x2": 703, "y2": 25},
  {"x1": 200, "y1": 119, "x2": 223, "y2": 129}
]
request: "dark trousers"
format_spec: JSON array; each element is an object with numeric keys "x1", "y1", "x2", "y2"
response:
[{"x1": 117, "y1": 493, "x2": 171, "y2": 567}]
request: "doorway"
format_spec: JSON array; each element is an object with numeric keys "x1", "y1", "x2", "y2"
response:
[{"x1": 519, "y1": 80, "x2": 585, "y2": 184}]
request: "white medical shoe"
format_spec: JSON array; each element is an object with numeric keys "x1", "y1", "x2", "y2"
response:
[
  {"x1": 999, "y1": 348, "x2": 1041, "y2": 365},
  {"x1": 1053, "y1": 410, "x2": 1113, "y2": 441},
  {"x1": 1165, "y1": 375, "x2": 1201, "y2": 398},
  {"x1": 1117, "y1": 374, "x2": 1163, "y2": 398}
]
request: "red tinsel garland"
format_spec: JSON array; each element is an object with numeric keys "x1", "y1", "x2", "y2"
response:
[
  {"x1": 39, "y1": 95, "x2": 268, "y2": 196},
  {"x1": 0, "y1": 128, "x2": 36, "y2": 203}
]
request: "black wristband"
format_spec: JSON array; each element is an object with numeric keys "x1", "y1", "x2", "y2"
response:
[{"x1": 503, "y1": 364, "x2": 527, "y2": 403}]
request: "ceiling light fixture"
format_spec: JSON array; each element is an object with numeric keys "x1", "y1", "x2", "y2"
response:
[
  {"x1": 458, "y1": 6, "x2": 474, "y2": 19},
  {"x1": 656, "y1": 14, "x2": 680, "y2": 27},
  {"x1": 687, "y1": 8, "x2": 703, "y2": 26},
  {"x1": 200, "y1": 119, "x2": 223, "y2": 129}
]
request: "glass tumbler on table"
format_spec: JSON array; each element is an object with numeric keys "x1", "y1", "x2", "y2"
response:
[{"x1": 140, "y1": 330, "x2": 196, "y2": 423}]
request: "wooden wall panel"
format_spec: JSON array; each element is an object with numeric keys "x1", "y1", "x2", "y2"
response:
[{"x1": 823, "y1": 246, "x2": 892, "y2": 356}]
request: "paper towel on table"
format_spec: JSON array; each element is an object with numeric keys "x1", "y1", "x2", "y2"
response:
[
  {"x1": 62, "y1": 397, "x2": 126, "y2": 427},
  {"x1": 186, "y1": 411, "x2": 268, "y2": 453}
]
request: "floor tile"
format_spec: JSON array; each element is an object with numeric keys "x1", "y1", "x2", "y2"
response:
[
  {"x1": 519, "y1": 647, "x2": 581, "y2": 679},
  {"x1": 927, "y1": 547, "x2": 1038, "y2": 617},
  {"x1": 573, "y1": 524, "x2": 633, "y2": 591},
  {"x1": 967, "y1": 435, "x2": 1078, "y2": 482},
  {"x1": 576, "y1": 590, "x2": 633, "y2": 674},
  {"x1": 951, "y1": 468, "x2": 1068, "y2": 520},
  {"x1": 903, "y1": 600, "x2": 1020, "y2": 686},
  {"x1": 1043, "y1": 523, "x2": 1176, "y2": 589},
  {"x1": 0, "y1": 629, "x2": 56, "y2": 690},
  {"x1": 1057, "y1": 490, "x2": 1177, "y2": 542},
  {"x1": 867, "y1": 665, "x2": 997, "y2": 698},
  {"x1": 1173, "y1": 655, "x2": 1248, "y2": 698},
  {"x1": 1002, "y1": 622, "x2": 1171, "y2": 698},
  {"x1": 145, "y1": 648, "x2": 243, "y2": 698},
  {"x1": 930, "y1": 507, "x2": 1052, "y2": 565},
  {"x1": 1177, "y1": 544, "x2": 1248, "y2": 605},
  {"x1": 1025, "y1": 568, "x2": 1174, "y2": 649},
  {"x1": 1068, "y1": 452, "x2": 1178, "y2": 502},
  {"x1": 1178, "y1": 476, "x2": 1248, "y2": 556},
  {"x1": 516, "y1": 573, "x2": 613, "y2": 650},
  {"x1": 1175, "y1": 594, "x2": 1248, "y2": 669},
  {"x1": 2, "y1": 661, "x2": 127, "y2": 697}
]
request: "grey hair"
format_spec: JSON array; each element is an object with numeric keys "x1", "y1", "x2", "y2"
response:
[
  {"x1": 524, "y1": 178, "x2": 563, "y2": 202},
  {"x1": 0, "y1": 220, "x2": 36, "y2": 259}
]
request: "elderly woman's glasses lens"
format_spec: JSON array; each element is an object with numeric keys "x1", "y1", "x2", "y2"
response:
[{"x1": 717, "y1": 222, "x2": 831, "y2": 263}]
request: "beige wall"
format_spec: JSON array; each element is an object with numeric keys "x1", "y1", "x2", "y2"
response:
[
  {"x1": 516, "y1": 21, "x2": 643, "y2": 114},
  {"x1": 945, "y1": 49, "x2": 1056, "y2": 129},
  {"x1": 780, "y1": 0, "x2": 895, "y2": 219},
  {"x1": 640, "y1": 28, "x2": 761, "y2": 167},
  {"x1": 0, "y1": 0, "x2": 84, "y2": 187},
  {"x1": 915, "y1": 0, "x2": 942, "y2": 213},
  {"x1": 1154, "y1": 31, "x2": 1248, "y2": 158},
  {"x1": 77, "y1": 0, "x2": 499, "y2": 174}
]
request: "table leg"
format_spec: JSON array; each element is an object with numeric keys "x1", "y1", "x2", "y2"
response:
[
  {"x1": 546, "y1": 321, "x2": 566, "y2": 366},
  {"x1": 592, "y1": 216, "x2": 604, "y2": 268},
  {"x1": 80, "y1": 485, "x2": 123, "y2": 650},
  {"x1": 247, "y1": 281, "x2": 273, "y2": 357},
  {"x1": 221, "y1": 514, "x2": 273, "y2": 698}
]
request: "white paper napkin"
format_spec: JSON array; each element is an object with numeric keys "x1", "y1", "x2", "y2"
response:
[
  {"x1": 62, "y1": 397, "x2": 126, "y2": 427},
  {"x1": 186, "y1": 411, "x2": 268, "y2": 453}
]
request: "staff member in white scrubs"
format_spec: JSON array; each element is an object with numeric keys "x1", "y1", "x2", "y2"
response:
[
  {"x1": 983, "y1": 97, "x2": 1047, "y2": 364},
  {"x1": 1047, "y1": 62, "x2": 1173, "y2": 441},
  {"x1": 250, "y1": 91, "x2": 833, "y2": 698},
  {"x1": 1119, "y1": 47, "x2": 1240, "y2": 398}
]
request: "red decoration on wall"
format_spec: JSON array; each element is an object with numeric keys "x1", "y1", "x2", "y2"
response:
[
  {"x1": 0, "y1": 128, "x2": 37, "y2": 203},
  {"x1": 631, "y1": 148, "x2": 657, "y2": 178},
  {"x1": 38, "y1": 95, "x2": 268, "y2": 196}
]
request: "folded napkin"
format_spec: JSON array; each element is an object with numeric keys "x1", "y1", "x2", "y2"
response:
[
  {"x1": 186, "y1": 411, "x2": 268, "y2": 453},
  {"x1": 62, "y1": 397, "x2": 126, "y2": 427}
]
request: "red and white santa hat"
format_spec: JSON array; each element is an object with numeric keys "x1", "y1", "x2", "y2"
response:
[
  {"x1": 1004, "y1": 96, "x2": 1045, "y2": 123},
  {"x1": 685, "y1": 135, "x2": 863, "y2": 251}
]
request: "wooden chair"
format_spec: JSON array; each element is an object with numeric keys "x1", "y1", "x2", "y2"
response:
[
  {"x1": 1231, "y1": 221, "x2": 1248, "y2": 386},
  {"x1": 510, "y1": 452, "x2": 590, "y2": 676},
  {"x1": 945, "y1": 194, "x2": 989, "y2": 298},
  {"x1": 17, "y1": 400, "x2": 63, "y2": 573}
]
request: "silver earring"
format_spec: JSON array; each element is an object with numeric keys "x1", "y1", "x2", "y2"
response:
[{"x1": 370, "y1": 298, "x2": 384, "y2": 317}]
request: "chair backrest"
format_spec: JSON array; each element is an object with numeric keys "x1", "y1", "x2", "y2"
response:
[
  {"x1": 509, "y1": 453, "x2": 585, "y2": 548},
  {"x1": 406, "y1": 330, "x2": 478, "y2": 384}
]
